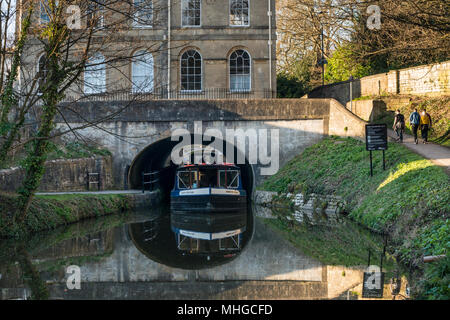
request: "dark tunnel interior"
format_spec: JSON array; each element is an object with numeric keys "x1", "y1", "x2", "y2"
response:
[{"x1": 128, "y1": 135, "x2": 255, "y2": 201}]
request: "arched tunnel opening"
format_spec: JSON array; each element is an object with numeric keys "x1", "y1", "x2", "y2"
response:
[{"x1": 128, "y1": 135, "x2": 255, "y2": 202}]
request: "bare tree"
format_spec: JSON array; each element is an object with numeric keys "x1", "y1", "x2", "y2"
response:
[
  {"x1": 277, "y1": 0, "x2": 449, "y2": 85},
  {"x1": 5, "y1": 0, "x2": 171, "y2": 226}
]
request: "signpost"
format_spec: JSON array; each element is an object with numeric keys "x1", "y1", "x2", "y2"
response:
[{"x1": 365, "y1": 124, "x2": 388, "y2": 176}]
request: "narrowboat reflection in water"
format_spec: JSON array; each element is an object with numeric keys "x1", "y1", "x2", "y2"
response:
[
  {"x1": 171, "y1": 213, "x2": 246, "y2": 258},
  {"x1": 129, "y1": 206, "x2": 251, "y2": 269}
]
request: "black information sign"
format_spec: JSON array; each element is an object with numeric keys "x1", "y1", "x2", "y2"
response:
[
  {"x1": 365, "y1": 124, "x2": 388, "y2": 176},
  {"x1": 365, "y1": 124, "x2": 388, "y2": 151},
  {"x1": 362, "y1": 272, "x2": 385, "y2": 298}
]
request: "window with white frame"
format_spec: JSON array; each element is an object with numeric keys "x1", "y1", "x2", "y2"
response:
[
  {"x1": 132, "y1": 50, "x2": 154, "y2": 93},
  {"x1": 182, "y1": 0, "x2": 201, "y2": 26},
  {"x1": 229, "y1": 49, "x2": 251, "y2": 92},
  {"x1": 230, "y1": 0, "x2": 249, "y2": 26},
  {"x1": 87, "y1": 0, "x2": 105, "y2": 29},
  {"x1": 180, "y1": 50, "x2": 202, "y2": 91},
  {"x1": 133, "y1": 0, "x2": 153, "y2": 27},
  {"x1": 84, "y1": 53, "x2": 106, "y2": 94}
]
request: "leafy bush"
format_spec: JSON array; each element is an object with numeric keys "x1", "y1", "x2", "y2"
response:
[
  {"x1": 417, "y1": 256, "x2": 450, "y2": 300},
  {"x1": 325, "y1": 44, "x2": 374, "y2": 83}
]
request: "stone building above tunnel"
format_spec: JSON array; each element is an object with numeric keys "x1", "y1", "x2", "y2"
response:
[{"x1": 17, "y1": 0, "x2": 277, "y2": 100}]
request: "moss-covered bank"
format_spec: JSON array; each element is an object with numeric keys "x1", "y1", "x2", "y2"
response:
[
  {"x1": 260, "y1": 136, "x2": 449, "y2": 299},
  {"x1": 0, "y1": 193, "x2": 131, "y2": 238}
]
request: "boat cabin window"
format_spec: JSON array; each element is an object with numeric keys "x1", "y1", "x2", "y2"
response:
[
  {"x1": 178, "y1": 167, "x2": 240, "y2": 189},
  {"x1": 177, "y1": 170, "x2": 198, "y2": 189},
  {"x1": 178, "y1": 168, "x2": 218, "y2": 188},
  {"x1": 218, "y1": 170, "x2": 239, "y2": 188},
  {"x1": 198, "y1": 168, "x2": 217, "y2": 188}
]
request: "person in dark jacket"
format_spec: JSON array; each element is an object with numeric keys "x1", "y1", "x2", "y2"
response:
[
  {"x1": 409, "y1": 108, "x2": 421, "y2": 144},
  {"x1": 420, "y1": 109, "x2": 432, "y2": 144},
  {"x1": 393, "y1": 110, "x2": 405, "y2": 143}
]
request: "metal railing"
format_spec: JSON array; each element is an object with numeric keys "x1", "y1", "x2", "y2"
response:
[
  {"x1": 61, "y1": 87, "x2": 276, "y2": 103},
  {"x1": 142, "y1": 171, "x2": 159, "y2": 193}
]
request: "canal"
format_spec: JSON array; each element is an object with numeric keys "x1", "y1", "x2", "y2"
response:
[{"x1": 0, "y1": 205, "x2": 407, "y2": 300}]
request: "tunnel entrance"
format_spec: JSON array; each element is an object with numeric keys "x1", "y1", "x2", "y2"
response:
[{"x1": 128, "y1": 135, "x2": 255, "y2": 201}]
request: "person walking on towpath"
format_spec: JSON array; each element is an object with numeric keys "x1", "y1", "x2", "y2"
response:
[
  {"x1": 393, "y1": 109, "x2": 405, "y2": 143},
  {"x1": 420, "y1": 109, "x2": 432, "y2": 144},
  {"x1": 409, "y1": 108, "x2": 421, "y2": 144}
]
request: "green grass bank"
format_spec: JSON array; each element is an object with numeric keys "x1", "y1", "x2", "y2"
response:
[
  {"x1": 0, "y1": 193, "x2": 131, "y2": 239},
  {"x1": 260, "y1": 136, "x2": 449, "y2": 299}
]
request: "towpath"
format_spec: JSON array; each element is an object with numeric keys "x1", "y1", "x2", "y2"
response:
[{"x1": 387, "y1": 129, "x2": 450, "y2": 175}]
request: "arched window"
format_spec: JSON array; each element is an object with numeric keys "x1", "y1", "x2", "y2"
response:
[
  {"x1": 133, "y1": 0, "x2": 153, "y2": 28},
  {"x1": 38, "y1": 54, "x2": 48, "y2": 93},
  {"x1": 230, "y1": 0, "x2": 249, "y2": 26},
  {"x1": 132, "y1": 50, "x2": 154, "y2": 93},
  {"x1": 229, "y1": 49, "x2": 251, "y2": 92},
  {"x1": 180, "y1": 50, "x2": 202, "y2": 91},
  {"x1": 84, "y1": 53, "x2": 106, "y2": 94}
]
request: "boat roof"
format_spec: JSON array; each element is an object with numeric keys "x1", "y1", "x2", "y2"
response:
[{"x1": 177, "y1": 163, "x2": 240, "y2": 170}]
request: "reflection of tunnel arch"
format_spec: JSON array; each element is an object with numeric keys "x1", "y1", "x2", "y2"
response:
[
  {"x1": 128, "y1": 204, "x2": 255, "y2": 270},
  {"x1": 128, "y1": 134, "x2": 256, "y2": 200}
]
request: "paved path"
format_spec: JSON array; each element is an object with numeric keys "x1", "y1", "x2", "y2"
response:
[{"x1": 388, "y1": 129, "x2": 450, "y2": 175}]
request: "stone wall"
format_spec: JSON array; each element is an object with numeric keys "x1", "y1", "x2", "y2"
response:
[
  {"x1": 306, "y1": 80, "x2": 360, "y2": 106},
  {"x1": 307, "y1": 60, "x2": 450, "y2": 104},
  {"x1": 0, "y1": 157, "x2": 114, "y2": 192},
  {"x1": 254, "y1": 190, "x2": 345, "y2": 225},
  {"x1": 329, "y1": 99, "x2": 367, "y2": 140},
  {"x1": 345, "y1": 100, "x2": 387, "y2": 122},
  {"x1": 397, "y1": 61, "x2": 449, "y2": 95}
]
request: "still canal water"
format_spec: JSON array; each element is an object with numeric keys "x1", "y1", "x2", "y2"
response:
[{"x1": 0, "y1": 205, "x2": 407, "y2": 300}]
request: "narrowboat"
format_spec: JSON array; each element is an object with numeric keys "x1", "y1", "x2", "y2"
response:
[{"x1": 170, "y1": 163, "x2": 247, "y2": 215}]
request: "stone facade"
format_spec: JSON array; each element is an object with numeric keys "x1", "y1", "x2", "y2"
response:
[{"x1": 18, "y1": 0, "x2": 277, "y2": 99}]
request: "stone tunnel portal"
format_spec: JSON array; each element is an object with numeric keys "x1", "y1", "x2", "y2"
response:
[{"x1": 127, "y1": 135, "x2": 255, "y2": 201}]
